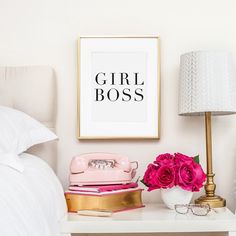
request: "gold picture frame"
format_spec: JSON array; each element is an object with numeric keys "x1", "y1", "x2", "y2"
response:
[{"x1": 77, "y1": 36, "x2": 161, "y2": 139}]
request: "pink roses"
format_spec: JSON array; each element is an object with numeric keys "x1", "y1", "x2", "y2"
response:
[{"x1": 142, "y1": 153, "x2": 206, "y2": 192}]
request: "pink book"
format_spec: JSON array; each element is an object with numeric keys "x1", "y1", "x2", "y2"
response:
[{"x1": 68, "y1": 182, "x2": 138, "y2": 193}]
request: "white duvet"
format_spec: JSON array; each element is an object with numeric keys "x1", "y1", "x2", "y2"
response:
[{"x1": 0, "y1": 153, "x2": 67, "y2": 236}]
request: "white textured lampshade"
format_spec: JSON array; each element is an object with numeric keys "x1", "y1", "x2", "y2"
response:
[{"x1": 179, "y1": 51, "x2": 236, "y2": 116}]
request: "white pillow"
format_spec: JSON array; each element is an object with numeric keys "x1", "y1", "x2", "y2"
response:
[{"x1": 0, "y1": 106, "x2": 57, "y2": 171}]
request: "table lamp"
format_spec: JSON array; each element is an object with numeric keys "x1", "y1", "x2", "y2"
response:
[{"x1": 178, "y1": 51, "x2": 236, "y2": 208}]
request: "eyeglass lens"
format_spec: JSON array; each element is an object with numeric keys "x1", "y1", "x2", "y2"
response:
[
  {"x1": 175, "y1": 204, "x2": 210, "y2": 216},
  {"x1": 175, "y1": 205, "x2": 189, "y2": 214},
  {"x1": 191, "y1": 205, "x2": 210, "y2": 216}
]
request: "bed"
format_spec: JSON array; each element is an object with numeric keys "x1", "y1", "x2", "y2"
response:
[{"x1": 0, "y1": 66, "x2": 67, "y2": 236}]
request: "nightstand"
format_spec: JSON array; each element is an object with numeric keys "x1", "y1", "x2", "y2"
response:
[{"x1": 60, "y1": 204, "x2": 236, "y2": 236}]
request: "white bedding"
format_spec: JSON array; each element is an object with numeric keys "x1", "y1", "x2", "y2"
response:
[{"x1": 0, "y1": 153, "x2": 67, "y2": 236}]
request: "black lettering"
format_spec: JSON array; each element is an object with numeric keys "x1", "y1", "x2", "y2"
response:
[
  {"x1": 122, "y1": 88, "x2": 131, "y2": 102},
  {"x1": 134, "y1": 88, "x2": 144, "y2": 102},
  {"x1": 107, "y1": 88, "x2": 119, "y2": 102},
  {"x1": 120, "y1": 73, "x2": 129, "y2": 85},
  {"x1": 134, "y1": 73, "x2": 144, "y2": 85},
  {"x1": 111, "y1": 72, "x2": 115, "y2": 85},
  {"x1": 95, "y1": 88, "x2": 104, "y2": 101},
  {"x1": 95, "y1": 72, "x2": 106, "y2": 85}
]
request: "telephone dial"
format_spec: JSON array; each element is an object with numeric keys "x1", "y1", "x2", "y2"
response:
[{"x1": 69, "y1": 152, "x2": 138, "y2": 186}]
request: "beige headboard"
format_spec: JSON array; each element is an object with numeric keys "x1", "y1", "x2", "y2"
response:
[{"x1": 0, "y1": 66, "x2": 57, "y2": 171}]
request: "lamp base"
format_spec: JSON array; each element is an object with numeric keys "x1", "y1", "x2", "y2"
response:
[{"x1": 195, "y1": 195, "x2": 226, "y2": 208}]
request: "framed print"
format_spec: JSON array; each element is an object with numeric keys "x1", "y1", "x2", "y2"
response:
[{"x1": 77, "y1": 36, "x2": 160, "y2": 139}]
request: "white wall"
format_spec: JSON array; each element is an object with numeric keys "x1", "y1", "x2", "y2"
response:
[{"x1": 1, "y1": 0, "x2": 236, "y2": 215}]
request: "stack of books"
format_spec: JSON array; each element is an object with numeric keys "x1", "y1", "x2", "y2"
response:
[{"x1": 65, "y1": 182, "x2": 144, "y2": 213}]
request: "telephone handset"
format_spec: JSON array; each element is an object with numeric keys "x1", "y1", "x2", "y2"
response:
[{"x1": 70, "y1": 152, "x2": 138, "y2": 186}]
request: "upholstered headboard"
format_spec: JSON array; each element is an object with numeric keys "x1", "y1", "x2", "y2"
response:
[{"x1": 0, "y1": 66, "x2": 57, "y2": 171}]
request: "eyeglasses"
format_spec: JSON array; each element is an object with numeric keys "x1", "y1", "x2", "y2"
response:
[{"x1": 175, "y1": 204, "x2": 211, "y2": 216}]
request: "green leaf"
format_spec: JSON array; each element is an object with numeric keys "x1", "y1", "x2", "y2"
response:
[
  {"x1": 140, "y1": 178, "x2": 148, "y2": 187},
  {"x1": 193, "y1": 155, "x2": 200, "y2": 164}
]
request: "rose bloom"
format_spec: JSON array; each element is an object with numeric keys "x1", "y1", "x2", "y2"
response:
[
  {"x1": 174, "y1": 153, "x2": 194, "y2": 165},
  {"x1": 154, "y1": 153, "x2": 175, "y2": 167},
  {"x1": 143, "y1": 164, "x2": 160, "y2": 191},
  {"x1": 191, "y1": 162, "x2": 206, "y2": 191},
  {"x1": 176, "y1": 163, "x2": 196, "y2": 191},
  {"x1": 176, "y1": 162, "x2": 206, "y2": 192},
  {"x1": 155, "y1": 165, "x2": 175, "y2": 189},
  {"x1": 142, "y1": 153, "x2": 206, "y2": 192}
]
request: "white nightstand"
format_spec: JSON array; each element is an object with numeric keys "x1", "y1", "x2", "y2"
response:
[{"x1": 60, "y1": 204, "x2": 236, "y2": 236}]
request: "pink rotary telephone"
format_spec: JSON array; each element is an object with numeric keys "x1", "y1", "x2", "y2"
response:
[{"x1": 70, "y1": 152, "x2": 138, "y2": 186}]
